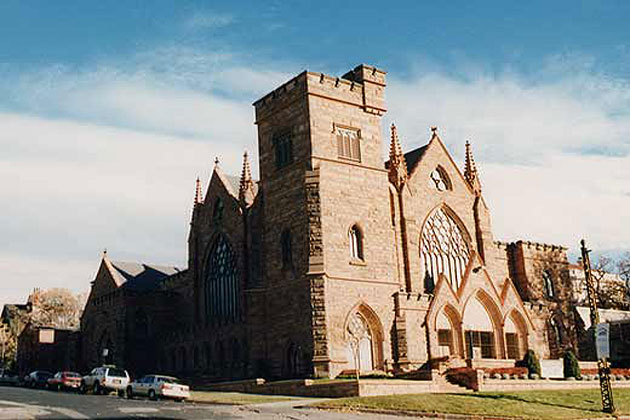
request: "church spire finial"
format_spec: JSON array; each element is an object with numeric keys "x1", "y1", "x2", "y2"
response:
[
  {"x1": 464, "y1": 140, "x2": 482, "y2": 195},
  {"x1": 388, "y1": 123, "x2": 408, "y2": 191},
  {"x1": 239, "y1": 151, "x2": 255, "y2": 207},
  {"x1": 194, "y1": 177, "x2": 203, "y2": 205}
]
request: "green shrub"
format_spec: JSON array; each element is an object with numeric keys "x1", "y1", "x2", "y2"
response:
[
  {"x1": 521, "y1": 350, "x2": 541, "y2": 376},
  {"x1": 563, "y1": 349, "x2": 581, "y2": 379}
]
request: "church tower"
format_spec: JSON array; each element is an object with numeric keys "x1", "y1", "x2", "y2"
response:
[{"x1": 254, "y1": 65, "x2": 397, "y2": 377}]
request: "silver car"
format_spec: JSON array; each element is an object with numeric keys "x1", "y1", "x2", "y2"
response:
[{"x1": 126, "y1": 375, "x2": 190, "y2": 401}]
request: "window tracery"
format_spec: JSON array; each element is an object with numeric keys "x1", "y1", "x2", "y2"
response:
[
  {"x1": 428, "y1": 167, "x2": 451, "y2": 191},
  {"x1": 421, "y1": 208, "x2": 470, "y2": 290},
  {"x1": 205, "y1": 235, "x2": 239, "y2": 322}
]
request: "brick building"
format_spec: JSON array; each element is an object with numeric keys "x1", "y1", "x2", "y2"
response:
[{"x1": 82, "y1": 63, "x2": 608, "y2": 379}]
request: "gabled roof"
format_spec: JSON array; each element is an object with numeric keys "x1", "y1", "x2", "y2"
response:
[
  {"x1": 384, "y1": 144, "x2": 429, "y2": 175},
  {"x1": 108, "y1": 261, "x2": 183, "y2": 292},
  {"x1": 209, "y1": 168, "x2": 259, "y2": 202}
]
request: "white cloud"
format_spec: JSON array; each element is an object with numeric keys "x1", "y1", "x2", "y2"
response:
[
  {"x1": 184, "y1": 11, "x2": 234, "y2": 30},
  {"x1": 0, "y1": 112, "x2": 250, "y2": 308},
  {"x1": 0, "y1": 253, "x2": 96, "y2": 309},
  {"x1": 1, "y1": 48, "x2": 629, "y2": 310},
  {"x1": 385, "y1": 65, "x2": 630, "y2": 257}
]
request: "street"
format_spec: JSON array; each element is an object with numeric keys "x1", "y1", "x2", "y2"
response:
[{"x1": 0, "y1": 386, "x2": 402, "y2": 419}]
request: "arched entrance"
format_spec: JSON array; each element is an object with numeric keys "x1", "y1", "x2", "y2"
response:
[
  {"x1": 505, "y1": 311, "x2": 528, "y2": 360},
  {"x1": 436, "y1": 306, "x2": 462, "y2": 357},
  {"x1": 346, "y1": 313, "x2": 373, "y2": 372},
  {"x1": 463, "y1": 297, "x2": 496, "y2": 359},
  {"x1": 344, "y1": 305, "x2": 384, "y2": 373}
]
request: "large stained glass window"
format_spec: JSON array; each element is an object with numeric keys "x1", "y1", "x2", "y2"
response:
[
  {"x1": 421, "y1": 208, "x2": 470, "y2": 291},
  {"x1": 205, "y1": 235, "x2": 239, "y2": 322}
]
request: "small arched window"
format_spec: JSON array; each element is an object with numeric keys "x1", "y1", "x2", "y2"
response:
[
  {"x1": 542, "y1": 270, "x2": 555, "y2": 298},
  {"x1": 135, "y1": 309, "x2": 148, "y2": 338},
  {"x1": 349, "y1": 225, "x2": 364, "y2": 261},
  {"x1": 428, "y1": 166, "x2": 451, "y2": 191},
  {"x1": 212, "y1": 198, "x2": 224, "y2": 224},
  {"x1": 281, "y1": 229, "x2": 292, "y2": 269}
]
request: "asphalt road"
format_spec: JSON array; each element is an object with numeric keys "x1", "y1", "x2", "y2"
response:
[{"x1": 0, "y1": 385, "x2": 404, "y2": 419}]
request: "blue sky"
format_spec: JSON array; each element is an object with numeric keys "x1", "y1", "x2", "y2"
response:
[{"x1": 1, "y1": 1, "x2": 629, "y2": 306}]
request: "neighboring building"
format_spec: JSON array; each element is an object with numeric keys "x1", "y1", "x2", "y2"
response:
[
  {"x1": 80, "y1": 255, "x2": 186, "y2": 374},
  {"x1": 575, "y1": 307, "x2": 630, "y2": 365},
  {"x1": 17, "y1": 325, "x2": 80, "y2": 374},
  {"x1": 80, "y1": 63, "x2": 627, "y2": 380},
  {"x1": 569, "y1": 261, "x2": 628, "y2": 308}
]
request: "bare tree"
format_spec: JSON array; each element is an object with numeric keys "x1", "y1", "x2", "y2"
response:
[
  {"x1": 0, "y1": 323, "x2": 17, "y2": 369},
  {"x1": 29, "y1": 288, "x2": 83, "y2": 329},
  {"x1": 618, "y1": 252, "x2": 630, "y2": 285},
  {"x1": 593, "y1": 256, "x2": 630, "y2": 310}
]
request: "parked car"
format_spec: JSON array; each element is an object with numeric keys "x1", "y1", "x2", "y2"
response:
[
  {"x1": 126, "y1": 375, "x2": 190, "y2": 401},
  {"x1": 47, "y1": 371, "x2": 82, "y2": 391},
  {"x1": 24, "y1": 371, "x2": 53, "y2": 388},
  {"x1": 0, "y1": 368, "x2": 19, "y2": 386},
  {"x1": 80, "y1": 366, "x2": 129, "y2": 396}
]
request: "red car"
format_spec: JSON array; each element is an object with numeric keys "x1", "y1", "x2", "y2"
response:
[{"x1": 47, "y1": 371, "x2": 82, "y2": 391}]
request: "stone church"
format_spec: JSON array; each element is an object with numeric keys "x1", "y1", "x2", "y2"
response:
[{"x1": 82, "y1": 64, "x2": 579, "y2": 380}]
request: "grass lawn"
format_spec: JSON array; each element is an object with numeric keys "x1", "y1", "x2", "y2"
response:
[
  {"x1": 191, "y1": 391, "x2": 301, "y2": 405},
  {"x1": 313, "y1": 388, "x2": 630, "y2": 419}
]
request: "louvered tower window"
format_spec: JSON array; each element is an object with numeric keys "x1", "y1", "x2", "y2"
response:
[
  {"x1": 336, "y1": 127, "x2": 361, "y2": 161},
  {"x1": 421, "y1": 208, "x2": 470, "y2": 291}
]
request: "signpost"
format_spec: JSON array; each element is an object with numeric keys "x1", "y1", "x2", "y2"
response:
[
  {"x1": 581, "y1": 239, "x2": 615, "y2": 414},
  {"x1": 596, "y1": 323, "x2": 610, "y2": 360}
]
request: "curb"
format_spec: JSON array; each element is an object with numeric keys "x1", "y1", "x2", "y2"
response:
[{"x1": 311, "y1": 406, "x2": 625, "y2": 420}]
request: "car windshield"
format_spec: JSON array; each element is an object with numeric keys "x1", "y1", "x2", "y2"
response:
[
  {"x1": 39, "y1": 372, "x2": 52, "y2": 378},
  {"x1": 65, "y1": 372, "x2": 81, "y2": 378},
  {"x1": 158, "y1": 376, "x2": 182, "y2": 384},
  {"x1": 107, "y1": 368, "x2": 127, "y2": 378}
]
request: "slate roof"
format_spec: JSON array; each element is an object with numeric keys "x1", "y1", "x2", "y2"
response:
[
  {"x1": 385, "y1": 144, "x2": 430, "y2": 175},
  {"x1": 109, "y1": 261, "x2": 183, "y2": 292}
]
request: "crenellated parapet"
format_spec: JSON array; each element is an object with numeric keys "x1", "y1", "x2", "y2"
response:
[{"x1": 253, "y1": 64, "x2": 386, "y2": 124}]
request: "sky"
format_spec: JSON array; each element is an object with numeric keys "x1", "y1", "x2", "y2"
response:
[{"x1": 1, "y1": 1, "x2": 629, "y2": 307}]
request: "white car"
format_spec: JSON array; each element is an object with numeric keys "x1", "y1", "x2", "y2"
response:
[
  {"x1": 81, "y1": 366, "x2": 129, "y2": 396},
  {"x1": 126, "y1": 375, "x2": 190, "y2": 401}
]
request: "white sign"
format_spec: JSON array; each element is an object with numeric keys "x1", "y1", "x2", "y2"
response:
[
  {"x1": 541, "y1": 359, "x2": 564, "y2": 379},
  {"x1": 596, "y1": 323, "x2": 610, "y2": 359},
  {"x1": 39, "y1": 329, "x2": 55, "y2": 344}
]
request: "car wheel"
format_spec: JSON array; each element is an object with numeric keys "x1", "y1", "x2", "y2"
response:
[
  {"x1": 117, "y1": 390, "x2": 124, "y2": 398},
  {"x1": 79, "y1": 382, "x2": 87, "y2": 394},
  {"x1": 148, "y1": 389, "x2": 157, "y2": 401},
  {"x1": 126, "y1": 387, "x2": 133, "y2": 399},
  {"x1": 93, "y1": 381, "x2": 101, "y2": 395}
]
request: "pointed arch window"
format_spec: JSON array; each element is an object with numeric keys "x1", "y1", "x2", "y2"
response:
[
  {"x1": 421, "y1": 208, "x2": 470, "y2": 291},
  {"x1": 205, "y1": 235, "x2": 239, "y2": 323},
  {"x1": 212, "y1": 198, "x2": 224, "y2": 224},
  {"x1": 542, "y1": 269, "x2": 555, "y2": 298},
  {"x1": 349, "y1": 225, "x2": 364, "y2": 261},
  {"x1": 281, "y1": 229, "x2": 292, "y2": 269}
]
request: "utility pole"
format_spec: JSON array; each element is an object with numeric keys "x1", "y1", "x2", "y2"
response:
[{"x1": 581, "y1": 239, "x2": 615, "y2": 414}]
